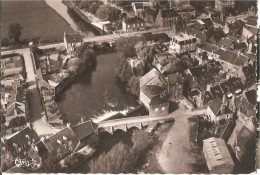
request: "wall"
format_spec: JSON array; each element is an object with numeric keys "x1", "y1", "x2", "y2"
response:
[{"x1": 149, "y1": 102, "x2": 169, "y2": 117}]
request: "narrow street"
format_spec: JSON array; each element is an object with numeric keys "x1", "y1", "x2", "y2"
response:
[{"x1": 158, "y1": 108, "x2": 207, "y2": 173}]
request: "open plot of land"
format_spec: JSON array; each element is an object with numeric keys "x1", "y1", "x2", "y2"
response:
[{"x1": 1, "y1": 1, "x2": 74, "y2": 42}]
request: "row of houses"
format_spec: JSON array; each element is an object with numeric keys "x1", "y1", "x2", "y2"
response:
[
  {"x1": 1, "y1": 120, "x2": 98, "y2": 170},
  {"x1": 1, "y1": 54, "x2": 29, "y2": 135}
]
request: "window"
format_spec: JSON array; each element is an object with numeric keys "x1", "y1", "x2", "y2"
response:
[
  {"x1": 155, "y1": 108, "x2": 158, "y2": 112},
  {"x1": 162, "y1": 107, "x2": 165, "y2": 110}
]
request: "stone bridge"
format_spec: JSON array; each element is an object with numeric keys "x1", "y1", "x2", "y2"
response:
[{"x1": 97, "y1": 115, "x2": 175, "y2": 134}]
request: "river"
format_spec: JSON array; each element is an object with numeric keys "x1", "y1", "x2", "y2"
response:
[
  {"x1": 45, "y1": 0, "x2": 95, "y2": 37},
  {"x1": 56, "y1": 52, "x2": 139, "y2": 125}
]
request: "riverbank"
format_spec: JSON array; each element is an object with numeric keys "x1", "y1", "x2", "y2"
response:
[{"x1": 62, "y1": 0, "x2": 106, "y2": 35}]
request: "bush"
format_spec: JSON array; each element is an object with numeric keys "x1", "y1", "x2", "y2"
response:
[
  {"x1": 9, "y1": 116, "x2": 27, "y2": 128},
  {"x1": 1, "y1": 37, "x2": 10, "y2": 47}
]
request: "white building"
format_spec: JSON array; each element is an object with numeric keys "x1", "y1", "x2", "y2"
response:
[
  {"x1": 203, "y1": 137, "x2": 235, "y2": 174},
  {"x1": 169, "y1": 32, "x2": 197, "y2": 54}
]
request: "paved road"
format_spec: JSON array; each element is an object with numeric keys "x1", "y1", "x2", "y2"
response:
[{"x1": 158, "y1": 108, "x2": 207, "y2": 173}]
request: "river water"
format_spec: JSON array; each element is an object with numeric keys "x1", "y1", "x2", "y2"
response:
[
  {"x1": 45, "y1": 0, "x2": 95, "y2": 37},
  {"x1": 56, "y1": 53, "x2": 138, "y2": 125}
]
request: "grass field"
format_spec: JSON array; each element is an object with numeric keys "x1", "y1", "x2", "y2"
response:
[{"x1": 1, "y1": 0, "x2": 75, "y2": 42}]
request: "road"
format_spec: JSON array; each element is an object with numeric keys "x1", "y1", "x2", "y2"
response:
[{"x1": 157, "y1": 108, "x2": 207, "y2": 173}]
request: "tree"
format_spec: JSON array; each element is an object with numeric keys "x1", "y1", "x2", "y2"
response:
[
  {"x1": 89, "y1": 2, "x2": 99, "y2": 15},
  {"x1": 89, "y1": 142, "x2": 135, "y2": 173},
  {"x1": 135, "y1": 41, "x2": 153, "y2": 64},
  {"x1": 80, "y1": 49, "x2": 97, "y2": 68},
  {"x1": 96, "y1": 5, "x2": 121, "y2": 21},
  {"x1": 9, "y1": 116, "x2": 26, "y2": 128},
  {"x1": 1, "y1": 38, "x2": 9, "y2": 47},
  {"x1": 116, "y1": 36, "x2": 140, "y2": 58},
  {"x1": 8, "y1": 23, "x2": 22, "y2": 44},
  {"x1": 127, "y1": 76, "x2": 140, "y2": 97},
  {"x1": 41, "y1": 157, "x2": 62, "y2": 173},
  {"x1": 131, "y1": 129, "x2": 155, "y2": 154},
  {"x1": 173, "y1": 18, "x2": 186, "y2": 34},
  {"x1": 64, "y1": 153, "x2": 86, "y2": 170},
  {"x1": 115, "y1": 58, "x2": 133, "y2": 83}
]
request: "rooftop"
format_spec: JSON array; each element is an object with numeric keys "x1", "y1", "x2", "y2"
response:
[
  {"x1": 244, "y1": 89, "x2": 257, "y2": 105},
  {"x1": 72, "y1": 120, "x2": 98, "y2": 141},
  {"x1": 160, "y1": 8, "x2": 179, "y2": 18},
  {"x1": 203, "y1": 137, "x2": 235, "y2": 171},
  {"x1": 123, "y1": 16, "x2": 144, "y2": 24},
  {"x1": 149, "y1": 95, "x2": 168, "y2": 106},
  {"x1": 65, "y1": 33, "x2": 83, "y2": 43}
]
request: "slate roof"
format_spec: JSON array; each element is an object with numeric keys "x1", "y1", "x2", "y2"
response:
[
  {"x1": 124, "y1": 16, "x2": 144, "y2": 24},
  {"x1": 140, "y1": 68, "x2": 162, "y2": 88},
  {"x1": 184, "y1": 27, "x2": 207, "y2": 41},
  {"x1": 6, "y1": 127, "x2": 39, "y2": 150},
  {"x1": 149, "y1": 95, "x2": 168, "y2": 106},
  {"x1": 167, "y1": 73, "x2": 184, "y2": 86},
  {"x1": 233, "y1": 42, "x2": 247, "y2": 51},
  {"x1": 65, "y1": 33, "x2": 83, "y2": 43},
  {"x1": 160, "y1": 8, "x2": 179, "y2": 18},
  {"x1": 215, "y1": 49, "x2": 238, "y2": 65},
  {"x1": 219, "y1": 77, "x2": 244, "y2": 94},
  {"x1": 198, "y1": 42, "x2": 218, "y2": 53},
  {"x1": 72, "y1": 120, "x2": 97, "y2": 141},
  {"x1": 190, "y1": 22, "x2": 205, "y2": 31},
  {"x1": 217, "y1": 38, "x2": 234, "y2": 49},
  {"x1": 201, "y1": 18, "x2": 214, "y2": 28},
  {"x1": 244, "y1": 89, "x2": 256, "y2": 105},
  {"x1": 236, "y1": 125, "x2": 256, "y2": 160},
  {"x1": 42, "y1": 127, "x2": 79, "y2": 154},
  {"x1": 208, "y1": 98, "x2": 223, "y2": 115},
  {"x1": 210, "y1": 85, "x2": 224, "y2": 100},
  {"x1": 235, "y1": 98, "x2": 256, "y2": 118},
  {"x1": 145, "y1": 8, "x2": 158, "y2": 18}
]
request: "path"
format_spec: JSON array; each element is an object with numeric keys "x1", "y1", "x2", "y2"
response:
[{"x1": 158, "y1": 109, "x2": 206, "y2": 173}]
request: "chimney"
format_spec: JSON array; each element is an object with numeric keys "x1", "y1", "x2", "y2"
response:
[
  {"x1": 206, "y1": 84, "x2": 211, "y2": 91},
  {"x1": 67, "y1": 123, "x2": 71, "y2": 128},
  {"x1": 222, "y1": 94, "x2": 227, "y2": 105},
  {"x1": 40, "y1": 137, "x2": 45, "y2": 143},
  {"x1": 81, "y1": 117, "x2": 85, "y2": 123},
  {"x1": 27, "y1": 122, "x2": 32, "y2": 129}
]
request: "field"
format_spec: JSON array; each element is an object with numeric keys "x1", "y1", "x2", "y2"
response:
[{"x1": 1, "y1": 0, "x2": 75, "y2": 42}]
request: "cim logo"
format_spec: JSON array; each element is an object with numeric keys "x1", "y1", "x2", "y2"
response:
[{"x1": 13, "y1": 157, "x2": 34, "y2": 168}]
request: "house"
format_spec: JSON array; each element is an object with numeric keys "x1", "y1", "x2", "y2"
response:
[
  {"x1": 244, "y1": 89, "x2": 257, "y2": 106},
  {"x1": 5, "y1": 82, "x2": 28, "y2": 126},
  {"x1": 174, "y1": 4, "x2": 196, "y2": 19},
  {"x1": 203, "y1": 137, "x2": 235, "y2": 174},
  {"x1": 1, "y1": 126, "x2": 39, "y2": 169},
  {"x1": 241, "y1": 64, "x2": 256, "y2": 88},
  {"x1": 131, "y1": 2, "x2": 150, "y2": 17},
  {"x1": 223, "y1": 20, "x2": 244, "y2": 36},
  {"x1": 149, "y1": 95, "x2": 169, "y2": 117},
  {"x1": 156, "y1": 8, "x2": 179, "y2": 27},
  {"x1": 235, "y1": 98, "x2": 256, "y2": 121},
  {"x1": 71, "y1": 120, "x2": 99, "y2": 148},
  {"x1": 140, "y1": 68, "x2": 167, "y2": 110},
  {"x1": 166, "y1": 73, "x2": 184, "y2": 101},
  {"x1": 206, "y1": 97, "x2": 233, "y2": 123},
  {"x1": 169, "y1": 0, "x2": 190, "y2": 7},
  {"x1": 64, "y1": 33, "x2": 83, "y2": 55},
  {"x1": 215, "y1": 0, "x2": 235, "y2": 11},
  {"x1": 29, "y1": 124, "x2": 80, "y2": 164},
  {"x1": 153, "y1": 52, "x2": 177, "y2": 72},
  {"x1": 122, "y1": 16, "x2": 146, "y2": 32},
  {"x1": 169, "y1": 32, "x2": 197, "y2": 54},
  {"x1": 183, "y1": 27, "x2": 207, "y2": 43},
  {"x1": 227, "y1": 120, "x2": 256, "y2": 170},
  {"x1": 197, "y1": 42, "x2": 219, "y2": 60}
]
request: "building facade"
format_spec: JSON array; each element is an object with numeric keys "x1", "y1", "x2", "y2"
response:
[
  {"x1": 122, "y1": 17, "x2": 146, "y2": 32},
  {"x1": 215, "y1": 0, "x2": 235, "y2": 11},
  {"x1": 169, "y1": 32, "x2": 197, "y2": 54}
]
